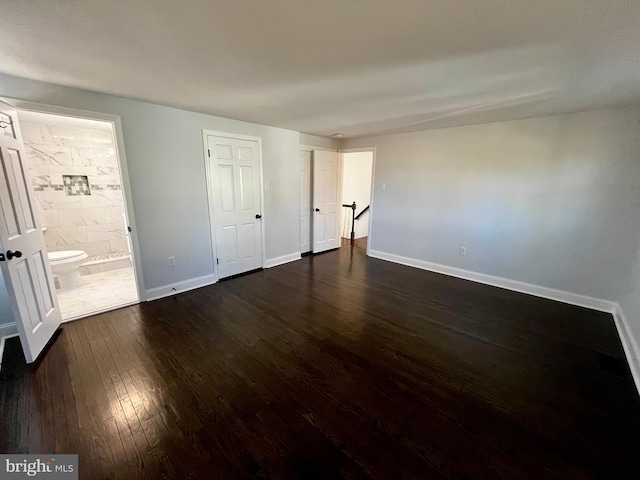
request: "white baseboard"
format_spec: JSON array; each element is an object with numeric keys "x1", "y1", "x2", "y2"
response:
[
  {"x1": 0, "y1": 322, "x2": 17, "y2": 339},
  {"x1": 145, "y1": 274, "x2": 217, "y2": 302},
  {"x1": 368, "y1": 249, "x2": 616, "y2": 313},
  {"x1": 265, "y1": 252, "x2": 301, "y2": 269},
  {"x1": 613, "y1": 304, "x2": 640, "y2": 396}
]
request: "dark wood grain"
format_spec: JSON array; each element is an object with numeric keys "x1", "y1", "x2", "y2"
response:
[{"x1": 1, "y1": 238, "x2": 639, "y2": 479}]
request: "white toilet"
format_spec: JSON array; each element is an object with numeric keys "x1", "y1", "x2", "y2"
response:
[{"x1": 48, "y1": 250, "x2": 88, "y2": 290}]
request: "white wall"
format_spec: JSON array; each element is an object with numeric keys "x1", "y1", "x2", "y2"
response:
[
  {"x1": 343, "y1": 106, "x2": 640, "y2": 304},
  {"x1": 342, "y1": 152, "x2": 373, "y2": 239},
  {"x1": 0, "y1": 72, "x2": 301, "y2": 293}
]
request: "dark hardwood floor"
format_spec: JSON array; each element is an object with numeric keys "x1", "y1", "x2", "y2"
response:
[{"x1": 1, "y1": 238, "x2": 640, "y2": 479}]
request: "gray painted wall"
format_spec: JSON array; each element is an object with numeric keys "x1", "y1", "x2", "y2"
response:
[
  {"x1": 0, "y1": 72, "x2": 302, "y2": 293},
  {"x1": 0, "y1": 270, "x2": 14, "y2": 327},
  {"x1": 343, "y1": 106, "x2": 640, "y2": 305},
  {"x1": 299, "y1": 133, "x2": 339, "y2": 150},
  {"x1": 620, "y1": 240, "x2": 640, "y2": 344}
]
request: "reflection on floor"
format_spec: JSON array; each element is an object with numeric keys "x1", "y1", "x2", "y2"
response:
[{"x1": 56, "y1": 267, "x2": 138, "y2": 321}]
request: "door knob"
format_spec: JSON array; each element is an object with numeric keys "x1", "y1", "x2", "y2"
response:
[
  {"x1": 315, "y1": 208, "x2": 320, "y2": 212},
  {"x1": 255, "y1": 214, "x2": 262, "y2": 219},
  {"x1": 6, "y1": 250, "x2": 22, "y2": 260}
]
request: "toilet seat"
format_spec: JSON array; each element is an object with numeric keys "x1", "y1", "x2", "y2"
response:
[{"x1": 47, "y1": 250, "x2": 88, "y2": 290}]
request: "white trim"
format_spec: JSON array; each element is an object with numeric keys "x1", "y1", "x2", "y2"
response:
[
  {"x1": 368, "y1": 249, "x2": 616, "y2": 313},
  {"x1": 258, "y1": 137, "x2": 267, "y2": 269},
  {"x1": 202, "y1": 131, "x2": 221, "y2": 284},
  {"x1": 2, "y1": 97, "x2": 146, "y2": 302},
  {"x1": 204, "y1": 130, "x2": 264, "y2": 143},
  {"x1": 300, "y1": 144, "x2": 337, "y2": 152},
  {"x1": 338, "y1": 147, "x2": 377, "y2": 153},
  {"x1": 202, "y1": 129, "x2": 267, "y2": 274},
  {"x1": 613, "y1": 304, "x2": 640, "y2": 396},
  {"x1": 265, "y1": 252, "x2": 301, "y2": 268},
  {"x1": 299, "y1": 148, "x2": 312, "y2": 255},
  {"x1": 0, "y1": 322, "x2": 18, "y2": 340},
  {"x1": 339, "y1": 147, "x2": 377, "y2": 254},
  {"x1": 145, "y1": 274, "x2": 217, "y2": 302}
]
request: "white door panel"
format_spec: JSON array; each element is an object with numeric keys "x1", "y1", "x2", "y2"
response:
[
  {"x1": 0, "y1": 100, "x2": 62, "y2": 363},
  {"x1": 239, "y1": 166, "x2": 255, "y2": 210},
  {"x1": 208, "y1": 135, "x2": 263, "y2": 278},
  {"x1": 312, "y1": 150, "x2": 342, "y2": 253},
  {"x1": 316, "y1": 214, "x2": 326, "y2": 242},
  {"x1": 317, "y1": 170, "x2": 326, "y2": 203},
  {"x1": 219, "y1": 165, "x2": 236, "y2": 211},
  {"x1": 327, "y1": 212, "x2": 337, "y2": 241}
]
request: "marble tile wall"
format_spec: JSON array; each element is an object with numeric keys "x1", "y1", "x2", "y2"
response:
[{"x1": 20, "y1": 116, "x2": 130, "y2": 259}]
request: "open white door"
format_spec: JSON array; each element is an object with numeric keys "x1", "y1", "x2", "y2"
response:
[
  {"x1": 0, "y1": 100, "x2": 62, "y2": 363},
  {"x1": 312, "y1": 150, "x2": 343, "y2": 253},
  {"x1": 207, "y1": 134, "x2": 264, "y2": 278}
]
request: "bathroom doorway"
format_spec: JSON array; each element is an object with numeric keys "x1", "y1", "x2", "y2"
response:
[{"x1": 15, "y1": 109, "x2": 140, "y2": 321}]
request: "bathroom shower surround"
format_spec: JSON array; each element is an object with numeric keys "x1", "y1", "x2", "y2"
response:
[{"x1": 20, "y1": 114, "x2": 131, "y2": 272}]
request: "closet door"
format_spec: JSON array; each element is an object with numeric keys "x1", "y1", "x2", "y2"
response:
[
  {"x1": 312, "y1": 150, "x2": 342, "y2": 253},
  {"x1": 207, "y1": 135, "x2": 263, "y2": 278}
]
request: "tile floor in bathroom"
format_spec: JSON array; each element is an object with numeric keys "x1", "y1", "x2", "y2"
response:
[{"x1": 56, "y1": 267, "x2": 138, "y2": 321}]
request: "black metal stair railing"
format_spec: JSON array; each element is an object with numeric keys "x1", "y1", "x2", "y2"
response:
[
  {"x1": 342, "y1": 202, "x2": 356, "y2": 244},
  {"x1": 342, "y1": 202, "x2": 370, "y2": 244},
  {"x1": 355, "y1": 205, "x2": 369, "y2": 220}
]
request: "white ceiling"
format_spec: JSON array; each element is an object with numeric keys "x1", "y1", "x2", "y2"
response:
[{"x1": 1, "y1": 0, "x2": 640, "y2": 139}]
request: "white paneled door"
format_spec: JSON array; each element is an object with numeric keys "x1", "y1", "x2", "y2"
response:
[
  {"x1": 0, "y1": 100, "x2": 62, "y2": 363},
  {"x1": 207, "y1": 134, "x2": 263, "y2": 278},
  {"x1": 300, "y1": 149, "x2": 312, "y2": 254},
  {"x1": 312, "y1": 150, "x2": 343, "y2": 253}
]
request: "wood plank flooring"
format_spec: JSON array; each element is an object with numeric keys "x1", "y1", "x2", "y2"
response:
[{"x1": 1, "y1": 238, "x2": 640, "y2": 479}]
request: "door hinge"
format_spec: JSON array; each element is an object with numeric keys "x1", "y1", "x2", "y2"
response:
[
  {"x1": 208, "y1": 149, "x2": 211, "y2": 157},
  {"x1": 216, "y1": 258, "x2": 219, "y2": 265}
]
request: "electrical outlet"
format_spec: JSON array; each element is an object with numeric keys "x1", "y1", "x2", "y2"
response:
[
  {"x1": 459, "y1": 246, "x2": 467, "y2": 256},
  {"x1": 381, "y1": 183, "x2": 386, "y2": 191},
  {"x1": 168, "y1": 256, "x2": 176, "y2": 267},
  {"x1": 264, "y1": 181, "x2": 270, "y2": 191}
]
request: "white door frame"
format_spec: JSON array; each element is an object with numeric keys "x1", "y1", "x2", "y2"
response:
[
  {"x1": 299, "y1": 145, "x2": 337, "y2": 153},
  {"x1": 202, "y1": 129, "x2": 267, "y2": 277},
  {"x1": 338, "y1": 147, "x2": 377, "y2": 255},
  {"x1": 0, "y1": 97, "x2": 146, "y2": 303}
]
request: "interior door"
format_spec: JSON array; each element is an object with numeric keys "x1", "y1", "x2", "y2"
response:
[
  {"x1": 312, "y1": 150, "x2": 343, "y2": 253},
  {"x1": 207, "y1": 135, "x2": 263, "y2": 278},
  {"x1": 0, "y1": 100, "x2": 62, "y2": 363},
  {"x1": 300, "y1": 149, "x2": 312, "y2": 254}
]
